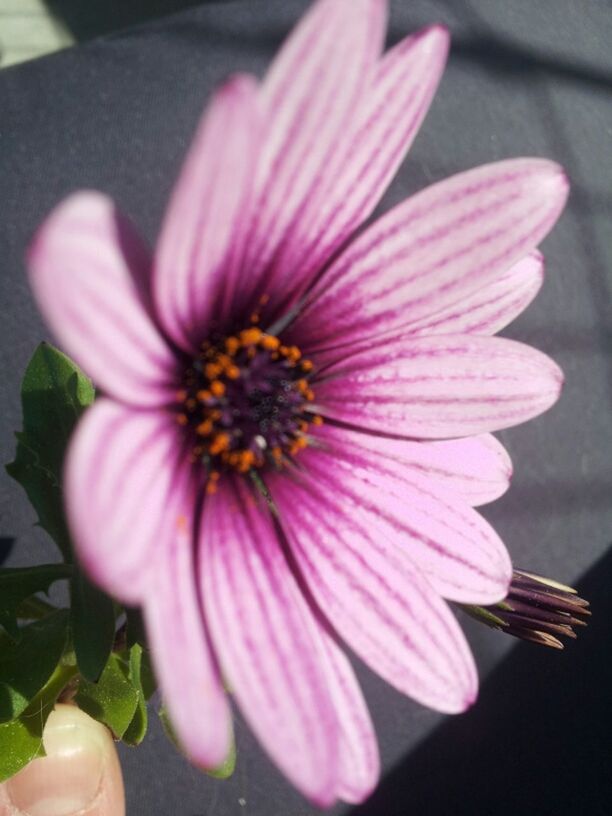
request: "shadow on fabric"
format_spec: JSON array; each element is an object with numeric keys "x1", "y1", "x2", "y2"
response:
[
  {"x1": 0, "y1": 537, "x2": 15, "y2": 565},
  {"x1": 350, "y1": 546, "x2": 612, "y2": 816},
  {"x1": 43, "y1": 0, "x2": 226, "y2": 42}
]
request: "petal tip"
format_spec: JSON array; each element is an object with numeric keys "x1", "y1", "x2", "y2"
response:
[
  {"x1": 219, "y1": 71, "x2": 258, "y2": 99},
  {"x1": 419, "y1": 22, "x2": 451, "y2": 50}
]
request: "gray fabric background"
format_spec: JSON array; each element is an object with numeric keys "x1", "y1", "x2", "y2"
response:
[{"x1": 1, "y1": 1, "x2": 611, "y2": 813}]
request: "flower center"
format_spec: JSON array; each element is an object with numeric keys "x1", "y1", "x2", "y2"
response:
[{"x1": 175, "y1": 327, "x2": 322, "y2": 486}]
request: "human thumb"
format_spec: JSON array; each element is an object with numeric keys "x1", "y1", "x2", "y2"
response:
[{"x1": 0, "y1": 704, "x2": 125, "y2": 816}]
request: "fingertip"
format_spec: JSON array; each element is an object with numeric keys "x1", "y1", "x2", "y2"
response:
[{"x1": 4, "y1": 704, "x2": 125, "y2": 816}]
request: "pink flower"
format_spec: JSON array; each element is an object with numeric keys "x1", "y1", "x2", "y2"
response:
[{"x1": 27, "y1": 0, "x2": 568, "y2": 805}]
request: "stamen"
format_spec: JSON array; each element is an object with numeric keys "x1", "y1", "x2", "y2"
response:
[{"x1": 175, "y1": 329, "x2": 322, "y2": 476}]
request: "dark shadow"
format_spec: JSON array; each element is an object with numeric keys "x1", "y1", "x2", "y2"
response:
[
  {"x1": 0, "y1": 537, "x2": 15, "y2": 566},
  {"x1": 43, "y1": 0, "x2": 231, "y2": 42},
  {"x1": 351, "y1": 546, "x2": 612, "y2": 816}
]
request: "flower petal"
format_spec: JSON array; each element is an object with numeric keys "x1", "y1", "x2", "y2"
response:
[
  {"x1": 200, "y1": 477, "x2": 339, "y2": 806},
  {"x1": 65, "y1": 399, "x2": 186, "y2": 604},
  {"x1": 316, "y1": 634, "x2": 380, "y2": 803},
  {"x1": 314, "y1": 424, "x2": 512, "y2": 507},
  {"x1": 270, "y1": 25, "x2": 450, "y2": 311},
  {"x1": 409, "y1": 251, "x2": 544, "y2": 337},
  {"x1": 143, "y1": 468, "x2": 232, "y2": 769},
  {"x1": 314, "y1": 334, "x2": 563, "y2": 437},
  {"x1": 153, "y1": 75, "x2": 261, "y2": 352},
  {"x1": 267, "y1": 463, "x2": 479, "y2": 713},
  {"x1": 27, "y1": 192, "x2": 176, "y2": 407},
  {"x1": 288, "y1": 438, "x2": 511, "y2": 603},
  {"x1": 291, "y1": 159, "x2": 568, "y2": 351},
  {"x1": 67, "y1": 400, "x2": 230, "y2": 767},
  {"x1": 238, "y1": 0, "x2": 387, "y2": 319}
]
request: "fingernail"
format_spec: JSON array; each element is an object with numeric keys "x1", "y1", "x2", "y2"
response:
[{"x1": 7, "y1": 705, "x2": 107, "y2": 816}]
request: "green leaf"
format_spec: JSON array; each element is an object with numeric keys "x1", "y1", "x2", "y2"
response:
[
  {"x1": 0, "y1": 611, "x2": 69, "y2": 722},
  {"x1": 0, "y1": 662, "x2": 78, "y2": 782},
  {"x1": 0, "y1": 714, "x2": 45, "y2": 781},
  {"x1": 158, "y1": 705, "x2": 236, "y2": 778},
  {"x1": 122, "y1": 644, "x2": 150, "y2": 746},
  {"x1": 70, "y1": 566, "x2": 116, "y2": 682},
  {"x1": 6, "y1": 343, "x2": 94, "y2": 560},
  {"x1": 75, "y1": 652, "x2": 139, "y2": 739},
  {"x1": 0, "y1": 564, "x2": 72, "y2": 640}
]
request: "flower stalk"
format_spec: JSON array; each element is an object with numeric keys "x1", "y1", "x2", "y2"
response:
[{"x1": 462, "y1": 570, "x2": 590, "y2": 649}]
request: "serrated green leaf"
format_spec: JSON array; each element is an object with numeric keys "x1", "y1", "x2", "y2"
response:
[
  {"x1": 75, "y1": 652, "x2": 138, "y2": 739},
  {"x1": 0, "y1": 564, "x2": 72, "y2": 640},
  {"x1": 70, "y1": 566, "x2": 116, "y2": 682},
  {"x1": 0, "y1": 662, "x2": 78, "y2": 782},
  {"x1": 158, "y1": 705, "x2": 236, "y2": 778},
  {"x1": 6, "y1": 343, "x2": 94, "y2": 560},
  {"x1": 0, "y1": 610, "x2": 69, "y2": 722}
]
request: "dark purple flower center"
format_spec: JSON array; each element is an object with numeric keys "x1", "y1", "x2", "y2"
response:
[{"x1": 175, "y1": 327, "x2": 321, "y2": 486}]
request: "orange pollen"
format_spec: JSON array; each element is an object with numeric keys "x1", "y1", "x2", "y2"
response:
[
  {"x1": 239, "y1": 327, "x2": 262, "y2": 346},
  {"x1": 260, "y1": 334, "x2": 281, "y2": 351},
  {"x1": 210, "y1": 380, "x2": 226, "y2": 397},
  {"x1": 287, "y1": 346, "x2": 301, "y2": 363},
  {"x1": 209, "y1": 433, "x2": 231, "y2": 455},
  {"x1": 225, "y1": 336, "x2": 240, "y2": 355},
  {"x1": 177, "y1": 328, "x2": 322, "y2": 476},
  {"x1": 205, "y1": 363, "x2": 222, "y2": 380}
]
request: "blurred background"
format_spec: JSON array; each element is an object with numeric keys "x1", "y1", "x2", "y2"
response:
[{"x1": 0, "y1": 0, "x2": 206, "y2": 67}]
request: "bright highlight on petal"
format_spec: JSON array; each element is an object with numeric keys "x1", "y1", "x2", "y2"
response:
[{"x1": 26, "y1": 0, "x2": 569, "y2": 805}]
